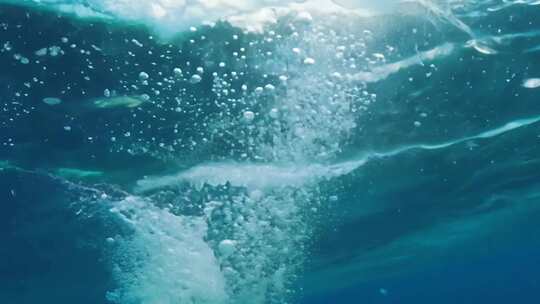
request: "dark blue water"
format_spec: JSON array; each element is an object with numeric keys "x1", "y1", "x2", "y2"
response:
[
  {"x1": 2, "y1": 1, "x2": 540, "y2": 303},
  {"x1": 305, "y1": 245, "x2": 540, "y2": 304}
]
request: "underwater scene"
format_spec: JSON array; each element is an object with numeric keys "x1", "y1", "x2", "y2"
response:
[{"x1": 1, "y1": 0, "x2": 540, "y2": 303}]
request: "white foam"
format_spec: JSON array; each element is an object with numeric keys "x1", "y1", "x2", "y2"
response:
[
  {"x1": 136, "y1": 114, "x2": 540, "y2": 192},
  {"x1": 136, "y1": 160, "x2": 365, "y2": 192},
  {"x1": 14, "y1": 0, "x2": 397, "y2": 36},
  {"x1": 349, "y1": 43, "x2": 455, "y2": 83},
  {"x1": 108, "y1": 196, "x2": 227, "y2": 304}
]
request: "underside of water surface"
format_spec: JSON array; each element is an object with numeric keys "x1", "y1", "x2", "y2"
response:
[{"x1": 1, "y1": 0, "x2": 540, "y2": 303}]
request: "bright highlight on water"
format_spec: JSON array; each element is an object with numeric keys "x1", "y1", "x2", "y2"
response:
[{"x1": 2, "y1": 1, "x2": 540, "y2": 304}]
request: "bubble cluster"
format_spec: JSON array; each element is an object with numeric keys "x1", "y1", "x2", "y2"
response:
[{"x1": 0, "y1": 5, "x2": 382, "y2": 304}]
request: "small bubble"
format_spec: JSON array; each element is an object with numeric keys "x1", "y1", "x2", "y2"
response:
[
  {"x1": 303, "y1": 57, "x2": 316, "y2": 65},
  {"x1": 243, "y1": 111, "x2": 255, "y2": 122},
  {"x1": 139, "y1": 71, "x2": 149, "y2": 81}
]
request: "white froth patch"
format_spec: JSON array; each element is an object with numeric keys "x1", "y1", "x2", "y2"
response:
[
  {"x1": 228, "y1": 0, "x2": 375, "y2": 32},
  {"x1": 108, "y1": 196, "x2": 227, "y2": 303},
  {"x1": 135, "y1": 160, "x2": 367, "y2": 192},
  {"x1": 24, "y1": 0, "x2": 384, "y2": 36}
]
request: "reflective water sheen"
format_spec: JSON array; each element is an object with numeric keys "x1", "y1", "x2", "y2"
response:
[{"x1": 1, "y1": 1, "x2": 540, "y2": 303}]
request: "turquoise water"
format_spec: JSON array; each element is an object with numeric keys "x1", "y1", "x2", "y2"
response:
[{"x1": 1, "y1": 1, "x2": 540, "y2": 303}]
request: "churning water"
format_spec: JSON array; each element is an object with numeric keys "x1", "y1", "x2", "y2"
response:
[{"x1": 1, "y1": 1, "x2": 540, "y2": 303}]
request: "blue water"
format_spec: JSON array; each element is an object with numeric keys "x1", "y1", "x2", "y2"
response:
[
  {"x1": 1, "y1": 1, "x2": 540, "y2": 303},
  {"x1": 306, "y1": 246, "x2": 540, "y2": 304}
]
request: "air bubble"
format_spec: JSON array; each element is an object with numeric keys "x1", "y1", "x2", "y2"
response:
[
  {"x1": 243, "y1": 111, "x2": 255, "y2": 122},
  {"x1": 269, "y1": 108, "x2": 279, "y2": 119},
  {"x1": 218, "y1": 239, "x2": 237, "y2": 258},
  {"x1": 303, "y1": 57, "x2": 315, "y2": 65},
  {"x1": 190, "y1": 74, "x2": 202, "y2": 84},
  {"x1": 42, "y1": 97, "x2": 62, "y2": 105},
  {"x1": 139, "y1": 72, "x2": 149, "y2": 81}
]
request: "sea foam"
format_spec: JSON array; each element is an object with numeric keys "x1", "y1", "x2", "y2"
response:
[{"x1": 10, "y1": 0, "x2": 397, "y2": 36}]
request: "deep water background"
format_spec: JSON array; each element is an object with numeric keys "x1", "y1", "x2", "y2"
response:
[
  {"x1": 304, "y1": 245, "x2": 540, "y2": 304},
  {"x1": 0, "y1": 170, "x2": 114, "y2": 303},
  {"x1": 2, "y1": 2, "x2": 540, "y2": 303}
]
